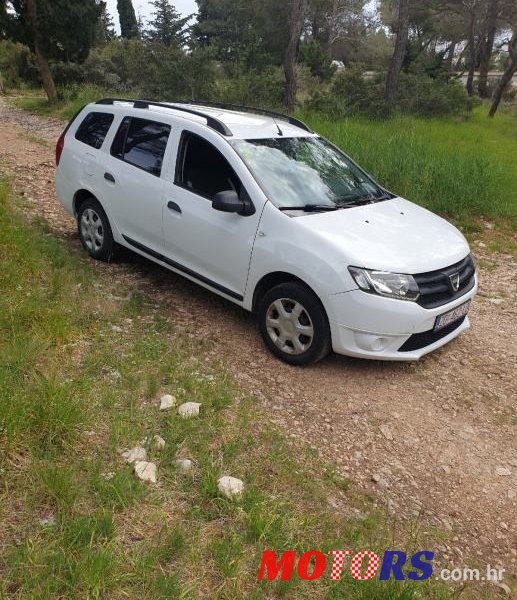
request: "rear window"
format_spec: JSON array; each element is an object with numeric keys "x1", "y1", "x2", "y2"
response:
[
  {"x1": 111, "y1": 117, "x2": 171, "y2": 177},
  {"x1": 75, "y1": 112, "x2": 114, "y2": 150}
]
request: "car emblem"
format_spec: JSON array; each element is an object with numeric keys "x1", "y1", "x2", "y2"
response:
[{"x1": 449, "y1": 273, "x2": 460, "y2": 292}]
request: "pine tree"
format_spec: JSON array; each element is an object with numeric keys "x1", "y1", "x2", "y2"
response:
[
  {"x1": 96, "y1": 1, "x2": 116, "y2": 46},
  {"x1": 117, "y1": 0, "x2": 138, "y2": 39},
  {"x1": 146, "y1": 0, "x2": 191, "y2": 47}
]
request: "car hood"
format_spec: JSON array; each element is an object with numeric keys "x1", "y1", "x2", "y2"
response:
[{"x1": 295, "y1": 197, "x2": 470, "y2": 273}]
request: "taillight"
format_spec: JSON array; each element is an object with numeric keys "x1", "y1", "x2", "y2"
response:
[{"x1": 56, "y1": 132, "x2": 65, "y2": 166}]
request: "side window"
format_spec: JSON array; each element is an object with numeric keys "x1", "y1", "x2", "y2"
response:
[
  {"x1": 175, "y1": 132, "x2": 242, "y2": 199},
  {"x1": 75, "y1": 112, "x2": 114, "y2": 149},
  {"x1": 110, "y1": 117, "x2": 171, "y2": 177}
]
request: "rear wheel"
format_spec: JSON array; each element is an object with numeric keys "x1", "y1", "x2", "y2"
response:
[
  {"x1": 258, "y1": 282, "x2": 331, "y2": 365},
  {"x1": 77, "y1": 198, "x2": 114, "y2": 261}
]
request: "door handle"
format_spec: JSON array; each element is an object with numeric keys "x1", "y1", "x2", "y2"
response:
[
  {"x1": 167, "y1": 201, "x2": 182, "y2": 214},
  {"x1": 104, "y1": 172, "x2": 115, "y2": 183}
]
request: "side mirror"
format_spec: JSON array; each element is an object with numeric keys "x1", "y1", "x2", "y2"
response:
[{"x1": 212, "y1": 190, "x2": 255, "y2": 216}]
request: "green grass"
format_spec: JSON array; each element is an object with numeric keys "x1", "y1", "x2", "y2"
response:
[
  {"x1": 0, "y1": 179, "x2": 470, "y2": 598},
  {"x1": 304, "y1": 106, "x2": 517, "y2": 232}
]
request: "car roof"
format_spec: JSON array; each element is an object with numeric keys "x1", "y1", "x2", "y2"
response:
[{"x1": 88, "y1": 99, "x2": 315, "y2": 140}]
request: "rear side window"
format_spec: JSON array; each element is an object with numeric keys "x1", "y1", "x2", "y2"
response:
[
  {"x1": 75, "y1": 112, "x2": 114, "y2": 149},
  {"x1": 111, "y1": 117, "x2": 171, "y2": 177}
]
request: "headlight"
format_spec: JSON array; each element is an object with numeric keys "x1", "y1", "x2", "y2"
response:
[{"x1": 348, "y1": 267, "x2": 420, "y2": 302}]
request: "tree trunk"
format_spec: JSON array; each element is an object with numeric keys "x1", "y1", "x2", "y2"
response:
[
  {"x1": 478, "y1": 0, "x2": 499, "y2": 98},
  {"x1": 466, "y1": 7, "x2": 477, "y2": 96},
  {"x1": 489, "y1": 31, "x2": 517, "y2": 117},
  {"x1": 0, "y1": 70, "x2": 5, "y2": 95},
  {"x1": 284, "y1": 0, "x2": 305, "y2": 112},
  {"x1": 26, "y1": 0, "x2": 58, "y2": 104},
  {"x1": 384, "y1": 0, "x2": 410, "y2": 113}
]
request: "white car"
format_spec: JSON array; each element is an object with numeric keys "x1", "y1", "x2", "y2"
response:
[{"x1": 55, "y1": 99, "x2": 477, "y2": 365}]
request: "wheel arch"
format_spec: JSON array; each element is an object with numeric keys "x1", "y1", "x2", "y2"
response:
[
  {"x1": 252, "y1": 271, "x2": 325, "y2": 314},
  {"x1": 73, "y1": 189, "x2": 97, "y2": 217}
]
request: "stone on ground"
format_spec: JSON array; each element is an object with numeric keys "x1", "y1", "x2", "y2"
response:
[
  {"x1": 134, "y1": 461, "x2": 157, "y2": 483},
  {"x1": 122, "y1": 446, "x2": 147, "y2": 464},
  {"x1": 175, "y1": 458, "x2": 193, "y2": 471},
  {"x1": 217, "y1": 476, "x2": 244, "y2": 499},
  {"x1": 160, "y1": 394, "x2": 176, "y2": 411},
  {"x1": 178, "y1": 402, "x2": 201, "y2": 418}
]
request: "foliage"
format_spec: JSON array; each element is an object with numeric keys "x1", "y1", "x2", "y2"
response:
[
  {"x1": 117, "y1": 0, "x2": 139, "y2": 39},
  {"x1": 145, "y1": 0, "x2": 191, "y2": 48},
  {"x1": 8, "y1": 0, "x2": 100, "y2": 63},
  {"x1": 194, "y1": 0, "x2": 289, "y2": 68},
  {"x1": 0, "y1": 39, "x2": 35, "y2": 88},
  {"x1": 300, "y1": 39, "x2": 336, "y2": 81},
  {"x1": 306, "y1": 68, "x2": 475, "y2": 118},
  {"x1": 213, "y1": 65, "x2": 285, "y2": 107}
]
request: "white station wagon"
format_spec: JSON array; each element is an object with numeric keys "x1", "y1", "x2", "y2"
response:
[{"x1": 55, "y1": 99, "x2": 477, "y2": 365}]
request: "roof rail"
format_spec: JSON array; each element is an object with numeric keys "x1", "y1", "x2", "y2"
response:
[
  {"x1": 95, "y1": 98, "x2": 233, "y2": 136},
  {"x1": 174, "y1": 100, "x2": 313, "y2": 133}
]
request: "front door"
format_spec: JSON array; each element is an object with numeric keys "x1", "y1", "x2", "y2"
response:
[{"x1": 162, "y1": 130, "x2": 263, "y2": 301}]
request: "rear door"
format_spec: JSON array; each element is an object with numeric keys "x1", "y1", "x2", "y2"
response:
[{"x1": 101, "y1": 116, "x2": 172, "y2": 252}]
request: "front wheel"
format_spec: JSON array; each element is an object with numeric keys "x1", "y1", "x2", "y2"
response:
[{"x1": 258, "y1": 282, "x2": 331, "y2": 365}]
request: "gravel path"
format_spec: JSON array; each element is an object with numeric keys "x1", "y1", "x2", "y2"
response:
[{"x1": 1, "y1": 98, "x2": 515, "y2": 577}]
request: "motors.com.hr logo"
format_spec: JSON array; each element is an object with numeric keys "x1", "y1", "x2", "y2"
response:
[{"x1": 258, "y1": 550, "x2": 506, "y2": 583}]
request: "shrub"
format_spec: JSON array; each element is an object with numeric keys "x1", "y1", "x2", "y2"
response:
[
  {"x1": 0, "y1": 40, "x2": 37, "y2": 89},
  {"x1": 306, "y1": 68, "x2": 475, "y2": 118},
  {"x1": 300, "y1": 40, "x2": 336, "y2": 82},
  {"x1": 214, "y1": 66, "x2": 285, "y2": 108}
]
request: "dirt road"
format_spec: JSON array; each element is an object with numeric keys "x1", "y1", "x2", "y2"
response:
[{"x1": 0, "y1": 99, "x2": 515, "y2": 577}]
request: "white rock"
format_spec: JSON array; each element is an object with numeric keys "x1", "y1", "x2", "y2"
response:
[
  {"x1": 160, "y1": 394, "x2": 176, "y2": 411},
  {"x1": 218, "y1": 476, "x2": 244, "y2": 499},
  {"x1": 495, "y1": 466, "x2": 511, "y2": 476},
  {"x1": 122, "y1": 446, "x2": 147, "y2": 464},
  {"x1": 134, "y1": 461, "x2": 157, "y2": 483},
  {"x1": 111, "y1": 325, "x2": 124, "y2": 333},
  {"x1": 178, "y1": 402, "x2": 201, "y2": 418},
  {"x1": 153, "y1": 435, "x2": 166, "y2": 450},
  {"x1": 175, "y1": 459, "x2": 193, "y2": 471}
]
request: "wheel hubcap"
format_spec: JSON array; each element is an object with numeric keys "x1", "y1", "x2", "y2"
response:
[
  {"x1": 80, "y1": 208, "x2": 104, "y2": 252},
  {"x1": 266, "y1": 298, "x2": 314, "y2": 355}
]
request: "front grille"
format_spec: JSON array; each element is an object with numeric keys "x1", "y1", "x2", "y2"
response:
[
  {"x1": 398, "y1": 317, "x2": 466, "y2": 352},
  {"x1": 414, "y1": 255, "x2": 475, "y2": 309}
]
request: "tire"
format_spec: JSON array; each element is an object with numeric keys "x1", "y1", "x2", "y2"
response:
[
  {"x1": 258, "y1": 282, "x2": 331, "y2": 365},
  {"x1": 77, "y1": 198, "x2": 114, "y2": 262}
]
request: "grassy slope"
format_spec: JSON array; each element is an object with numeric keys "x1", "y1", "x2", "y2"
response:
[{"x1": 0, "y1": 180, "x2": 462, "y2": 599}]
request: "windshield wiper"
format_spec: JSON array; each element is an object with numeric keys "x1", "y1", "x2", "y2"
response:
[
  {"x1": 279, "y1": 204, "x2": 340, "y2": 213},
  {"x1": 341, "y1": 193, "x2": 392, "y2": 206}
]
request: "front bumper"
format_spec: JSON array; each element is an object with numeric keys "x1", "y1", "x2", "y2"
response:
[{"x1": 326, "y1": 276, "x2": 477, "y2": 360}]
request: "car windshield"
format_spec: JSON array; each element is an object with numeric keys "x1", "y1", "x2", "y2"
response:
[{"x1": 231, "y1": 136, "x2": 385, "y2": 209}]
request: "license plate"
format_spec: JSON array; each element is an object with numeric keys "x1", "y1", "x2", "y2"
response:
[{"x1": 434, "y1": 301, "x2": 471, "y2": 331}]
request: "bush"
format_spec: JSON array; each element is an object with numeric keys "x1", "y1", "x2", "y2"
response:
[
  {"x1": 0, "y1": 40, "x2": 37, "y2": 89},
  {"x1": 397, "y1": 72, "x2": 476, "y2": 117},
  {"x1": 300, "y1": 40, "x2": 336, "y2": 82},
  {"x1": 214, "y1": 66, "x2": 284, "y2": 108},
  {"x1": 306, "y1": 68, "x2": 475, "y2": 118}
]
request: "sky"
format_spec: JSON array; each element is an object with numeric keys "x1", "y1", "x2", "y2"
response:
[{"x1": 105, "y1": 0, "x2": 198, "y2": 31}]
